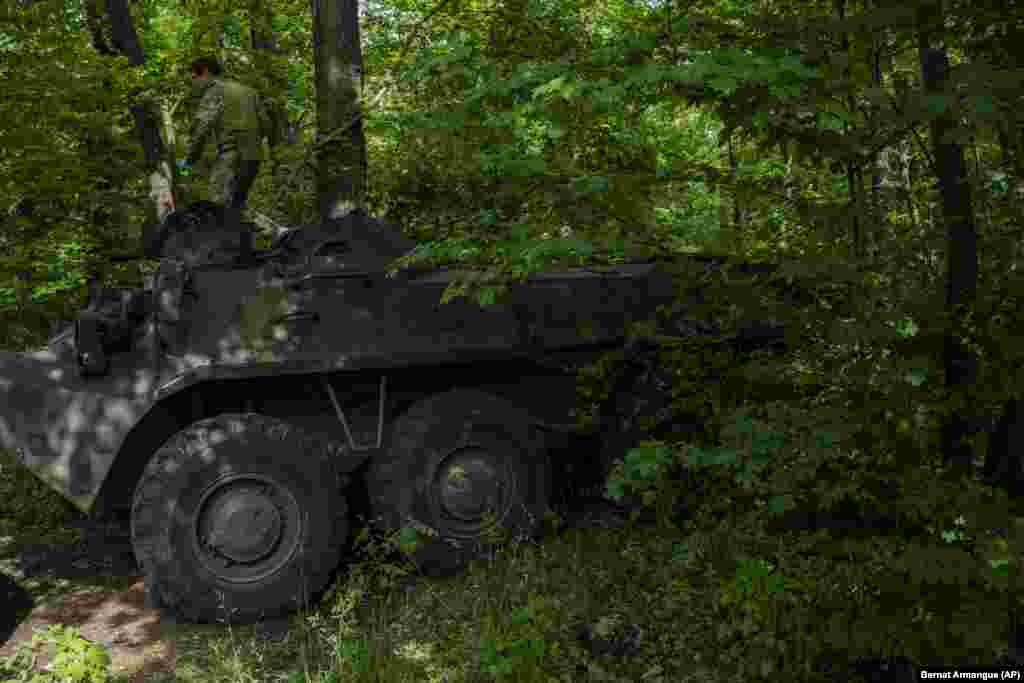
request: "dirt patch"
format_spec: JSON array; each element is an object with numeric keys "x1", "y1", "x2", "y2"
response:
[
  {"x1": 0, "y1": 517, "x2": 176, "y2": 681},
  {"x1": 0, "y1": 577, "x2": 176, "y2": 681}
]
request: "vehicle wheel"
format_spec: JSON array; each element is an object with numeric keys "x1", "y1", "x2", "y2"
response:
[
  {"x1": 130, "y1": 413, "x2": 349, "y2": 623},
  {"x1": 364, "y1": 390, "x2": 551, "y2": 576}
]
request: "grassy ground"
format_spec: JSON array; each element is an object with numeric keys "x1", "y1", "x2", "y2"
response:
[
  {"x1": 2, "y1": 437, "x2": 1017, "y2": 683},
  {"x1": 169, "y1": 518, "x2": 700, "y2": 683}
]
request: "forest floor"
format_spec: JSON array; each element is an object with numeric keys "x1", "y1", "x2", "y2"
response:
[
  {"x1": 0, "y1": 514, "x2": 178, "y2": 681},
  {"x1": 0, "y1": 499, "x2": 635, "y2": 682}
]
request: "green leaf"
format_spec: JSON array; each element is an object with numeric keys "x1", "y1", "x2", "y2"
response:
[
  {"x1": 574, "y1": 175, "x2": 610, "y2": 195},
  {"x1": 510, "y1": 223, "x2": 531, "y2": 242},
  {"x1": 628, "y1": 64, "x2": 663, "y2": 86},
  {"x1": 988, "y1": 558, "x2": 1009, "y2": 573},
  {"x1": 895, "y1": 317, "x2": 919, "y2": 337},
  {"x1": 781, "y1": 84, "x2": 804, "y2": 98},
  {"x1": 732, "y1": 413, "x2": 756, "y2": 435},
  {"x1": 672, "y1": 542, "x2": 691, "y2": 563},
  {"x1": 477, "y1": 286, "x2": 499, "y2": 306},
  {"x1": 906, "y1": 367, "x2": 928, "y2": 387},
  {"x1": 397, "y1": 526, "x2": 421, "y2": 553},
  {"x1": 814, "y1": 430, "x2": 837, "y2": 449},
  {"x1": 709, "y1": 76, "x2": 738, "y2": 95},
  {"x1": 764, "y1": 574, "x2": 785, "y2": 595},
  {"x1": 565, "y1": 238, "x2": 595, "y2": 255},
  {"x1": 940, "y1": 528, "x2": 964, "y2": 544},
  {"x1": 816, "y1": 111, "x2": 846, "y2": 130},
  {"x1": 924, "y1": 94, "x2": 951, "y2": 116},
  {"x1": 767, "y1": 495, "x2": 795, "y2": 514},
  {"x1": 532, "y1": 76, "x2": 566, "y2": 100},
  {"x1": 968, "y1": 94, "x2": 998, "y2": 116},
  {"x1": 510, "y1": 606, "x2": 532, "y2": 625}
]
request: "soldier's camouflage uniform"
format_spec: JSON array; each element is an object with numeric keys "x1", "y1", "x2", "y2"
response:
[{"x1": 186, "y1": 77, "x2": 271, "y2": 253}]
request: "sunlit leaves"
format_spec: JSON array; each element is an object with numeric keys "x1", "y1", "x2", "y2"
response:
[
  {"x1": 816, "y1": 111, "x2": 847, "y2": 131},
  {"x1": 572, "y1": 175, "x2": 609, "y2": 195},
  {"x1": 531, "y1": 75, "x2": 577, "y2": 101},
  {"x1": 708, "y1": 75, "x2": 739, "y2": 96}
]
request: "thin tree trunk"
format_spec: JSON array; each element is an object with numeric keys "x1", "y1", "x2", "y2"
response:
[
  {"x1": 160, "y1": 98, "x2": 177, "y2": 152},
  {"x1": 869, "y1": 11, "x2": 886, "y2": 263},
  {"x1": 996, "y1": 115, "x2": 1015, "y2": 172},
  {"x1": 918, "y1": 7, "x2": 978, "y2": 477},
  {"x1": 902, "y1": 137, "x2": 920, "y2": 234},
  {"x1": 311, "y1": 0, "x2": 367, "y2": 224},
  {"x1": 846, "y1": 162, "x2": 864, "y2": 259},
  {"x1": 972, "y1": 133, "x2": 994, "y2": 237},
  {"x1": 834, "y1": 0, "x2": 864, "y2": 261},
  {"x1": 103, "y1": 0, "x2": 143, "y2": 61},
  {"x1": 727, "y1": 133, "x2": 743, "y2": 231},
  {"x1": 83, "y1": 0, "x2": 114, "y2": 55},
  {"x1": 780, "y1": 140, "x2": 795, "y2": 201},
  {"x1": 249, "y1": 0, "x2": 287, "y2": 151},
  {"x1": 84, "y1": 0, "x2": 174, "y2": 225}
]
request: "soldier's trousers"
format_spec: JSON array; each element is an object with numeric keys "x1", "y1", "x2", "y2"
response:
[{"x1": 209, "y1": 149, "x2": 260, "y2": 258}]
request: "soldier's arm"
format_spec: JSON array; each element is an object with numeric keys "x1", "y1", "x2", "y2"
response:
[{"x1": 186, "y1": 83, "x2": 224, "y2": 166}]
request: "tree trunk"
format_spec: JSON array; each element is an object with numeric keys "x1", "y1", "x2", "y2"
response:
[
  {"x1": 133, "y1": 97, "x2": 175, "y2": 223},
  {"x1": 103, "y1": 0, "x2": 144, "y2": 63},
  {"x1": 845, "y1": 162, "x2": 865, "y2": 259},
  {"x1": 780, "y1": 139, "x2": 795, "y2": 201},
  {"x1": 160, "y1": 98, "x2": 178, "y2": 153},
  {"x1": 834, "y1": 0, "x2": 865, "y2": 261},
  {"x1": 727, "y1": 133, "x2": 743, "y2": 231},
  {"x1": 311, "y1": 0, "x2": 368, "y2": 224},
  {"x1": 83, "y1": 0, "x2": 114, "y2": 55},
  {"x1": 249, "y1": 0, "x2": 287, "y2": 151},
  {"x1": 868, "y1": 9, "x2": 886, "y2": 263},
  {"x1": 996, "y1": 120, "x2": 1014, "y2": 172},
  {"x1": 918, "y1": 11, "x2": 978, "y2": 477},
  {"x1": 85, "y1": 0, "x2": 175, "y2": 225},
  {"x1": 902, "y1": 137, "x2": 920, "y2": 238}
]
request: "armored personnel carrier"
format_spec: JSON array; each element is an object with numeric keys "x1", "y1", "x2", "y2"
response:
[{"x1": 0, "y1": 201, "x2": 787, "y2": 623}]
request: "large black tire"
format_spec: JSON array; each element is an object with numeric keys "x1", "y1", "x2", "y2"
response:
[
  {"x1": 130, "y1": 413, "x2": 349, "y2": 623},
  {"x1": 364, "y1": 390, "x2": 551, "y2": 576}
]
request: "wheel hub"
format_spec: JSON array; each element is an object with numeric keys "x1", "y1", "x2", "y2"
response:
[
  {"x1": 198, "y1": 481, "x2": 284, "y2": 565},
  {"x1": 437, "y1": 448, "x2": 504, "y2": 522}
]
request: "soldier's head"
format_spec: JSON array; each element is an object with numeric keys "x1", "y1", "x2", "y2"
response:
[{"x1": 190, "y1": 56, "x2": 222, "y2": 84}]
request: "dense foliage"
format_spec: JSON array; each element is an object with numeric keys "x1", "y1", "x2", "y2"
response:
[{"x1": 1, "y1": 0, "x2": 1022, "y2": 679}]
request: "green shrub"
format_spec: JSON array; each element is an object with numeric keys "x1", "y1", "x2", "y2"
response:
[{"x1": 0, "y1": 625, "x2": 113, "y2": 683}]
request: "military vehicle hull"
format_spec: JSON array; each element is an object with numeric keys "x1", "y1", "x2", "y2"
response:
[{"x1": 0, "y1": 235, "x2": 674, "y2": 515}]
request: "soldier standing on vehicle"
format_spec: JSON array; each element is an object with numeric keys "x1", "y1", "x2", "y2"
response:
[{"x1": 177, "y1": 56, "x2": 274, "y2": 260}]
